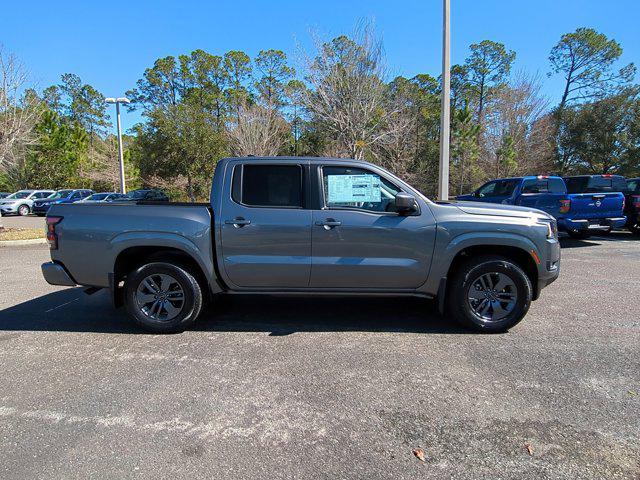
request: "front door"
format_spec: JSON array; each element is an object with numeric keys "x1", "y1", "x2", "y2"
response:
[
  {"x1": 310, "y1": 164, "x2": 436, "y2": 289},
  {"x1": 220, "y1": 162, "x2": 312, "y2": 288}
]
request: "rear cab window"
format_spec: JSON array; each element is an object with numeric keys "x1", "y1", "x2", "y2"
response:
[
  {"x1": 625, "y1": 179, "x2": 640, "y2": 194},
  {"x1": 521, "y1": 177, "x2": 566, "y2": 194},
  {"x1": 566, "y1": 176, "x2": 626, "y2": 193},
  {"x1": 232, "y1": 164, "x2": 303, "y2": 208}
]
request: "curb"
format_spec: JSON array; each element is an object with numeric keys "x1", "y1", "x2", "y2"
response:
[{"x1": 0, "y1": 238, "x2": 47, "y2": 247}]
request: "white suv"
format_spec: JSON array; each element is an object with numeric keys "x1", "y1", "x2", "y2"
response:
[{"x1": 0, "y1": 190, "x2": 55, "y2": 216}]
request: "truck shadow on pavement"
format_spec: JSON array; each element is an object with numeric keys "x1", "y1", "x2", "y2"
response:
[{"x1": 0, "y1": 288, "x2": 473, "y2": 335}]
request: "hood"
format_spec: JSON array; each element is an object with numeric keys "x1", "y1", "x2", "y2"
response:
[
  {"x1": 450, "y1": 201, "x2": 551, "y2": 220},
  {"x1": 35, "y1": 198, "x2": 62, "y2": 204}
]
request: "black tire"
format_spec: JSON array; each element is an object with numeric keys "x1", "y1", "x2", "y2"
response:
[
  {"x1": 629, "y1": 224, "x2": 640, "y2": 236},
  {"x1": 567, "y1": 229, "x2": 591, "y2": 239},
  {"x1": 125, "y1": 262, "x2": 203, "y2": 333},
  {"x1": 17, "y1": 204, "x2": 30, "y2": 216},
  {"x1": 447, "y1": 255, "x2": 532, "y2": 333}
]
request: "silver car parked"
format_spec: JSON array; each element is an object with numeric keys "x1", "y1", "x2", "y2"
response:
[{"x1": 0, "y1": 189, "x2": 55, "y2": 216}]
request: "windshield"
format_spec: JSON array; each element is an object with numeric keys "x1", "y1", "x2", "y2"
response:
[
  {"x1": 47, "y1": 190, "x2": 74, "y2": 200},
  {"x1": 126, "y1": 190, "x2": 149, "y2": 199},
  {"x1": 6, "y1": 191, "x2": 32, "y2": 199}
]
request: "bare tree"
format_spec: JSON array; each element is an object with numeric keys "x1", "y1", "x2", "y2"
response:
[
  {"x1": 483, "y1": 71, "x2": 554, "y2": 176},
  {"x1": 302, "y1": 23, "x2": 403, "y2": 159},
  {"x1": 0, "y1": 46, "x2": 40, "y2": 170},
  {"x1": 227, "y1": 102, "x2": 289, "y2": 156}
]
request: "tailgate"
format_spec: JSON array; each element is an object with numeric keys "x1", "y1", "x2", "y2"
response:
[{"x1": 567, "y1": 193, "x2": 624, "y2": 220}]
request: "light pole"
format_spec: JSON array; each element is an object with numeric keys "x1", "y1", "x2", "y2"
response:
[
  {"x1": 438, "y1": 0, "x2": 451, "y2": 201},
  {"x1": 105, "y1": 97, "x2": 130, "y2": 194}
]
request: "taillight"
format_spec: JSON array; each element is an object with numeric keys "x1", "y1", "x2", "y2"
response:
[
  {"x1": 559, "y1": 199, "x2": 571, "y2": 213},
  {"x1": 46, "y1": 216, "x2": 63, "y2": 249},
  {"x1": 632, "y1": 195, "x2": 640, "y2": 209}
]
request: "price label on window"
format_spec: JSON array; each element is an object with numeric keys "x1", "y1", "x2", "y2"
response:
[{"x1": 327, "y1": 174, "x2": 381, "y2": 203}]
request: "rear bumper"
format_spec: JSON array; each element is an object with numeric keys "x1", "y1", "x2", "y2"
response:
[
  {"x1": 558, "y1": 216, "x2": 626, "y2": 232},
  {"x1": 41, "y1": 262, "x2": 76, "y2": 286}
]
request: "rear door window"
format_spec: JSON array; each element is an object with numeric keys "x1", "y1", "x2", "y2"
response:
[{"x1": 237, "y1": 164, "x2": 302, "y2": 208}]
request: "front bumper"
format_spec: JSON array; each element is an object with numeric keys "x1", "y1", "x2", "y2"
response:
[
  {"x1": 41, "y1": 262, "x2": 76, "y2": 286},
  {"x1": 534, "y1": 237, "x2": 561, "y2": 299},
  {"x1": 32, "y1": 203, "x2": 52, "y2": 214},
  {"x1": 559, "y1": 216, "x2": 627, "y2": 232},
  {"x1": 0, "y1": 204, "x2": 19, "y2": 214}
]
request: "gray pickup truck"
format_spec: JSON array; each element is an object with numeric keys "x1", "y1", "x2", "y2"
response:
[{"x1": 41, "y1": 157, "x2": 560, "y2": 333}]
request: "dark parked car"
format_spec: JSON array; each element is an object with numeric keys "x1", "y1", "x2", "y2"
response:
[
  {"x1": 623, "y1": 178, "x2": 640, "y2": 235},
  {"x1": 79, "y1": 192, "x2": 127, "y2": 203},
  {"x1": 0, "y1": 192, "x2": 10, "y2": 199},
  {"x1": 31, "y1": 189, "x2": 94, "y2": 216},
  {"x1": 123, "y1": 189, "x2": 169, "y2": 202}
]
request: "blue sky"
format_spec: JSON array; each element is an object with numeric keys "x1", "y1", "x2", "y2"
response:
[{"x1": 4, "y1": 0, "x2": 639, "y2": 132}]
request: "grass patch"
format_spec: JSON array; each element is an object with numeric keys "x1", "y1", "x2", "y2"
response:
[{"x1": 0, "y1": 228, "x2": 44, "y2": 241}]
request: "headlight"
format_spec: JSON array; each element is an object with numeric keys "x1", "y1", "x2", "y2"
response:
[{"x1": 540, "y1": 220, "x2": 557, "y2": 239}]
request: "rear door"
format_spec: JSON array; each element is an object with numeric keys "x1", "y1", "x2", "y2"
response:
[
  {"x1": 219, "y1": 161, "x2": 312, "y2": 288},
  {"x1": 309, "y1": 163, "x2": 436, "y2": 289}
]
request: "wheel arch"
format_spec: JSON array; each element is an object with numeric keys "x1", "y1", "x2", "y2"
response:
[
  {"x1": 112, "y1": 246, "x2": 211, "y2": 307},
  {"x1": 438, "y1": 243, "x2": 540, "y2": 315}
]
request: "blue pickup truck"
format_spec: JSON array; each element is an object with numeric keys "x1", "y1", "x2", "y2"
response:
[{"x1": 457, "y1": 175, "x2": 626, "y2": 238}]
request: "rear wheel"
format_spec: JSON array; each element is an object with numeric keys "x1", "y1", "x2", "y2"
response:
[
  {"x1": 447, "y1": 255, "x2": 532, "y2": 333},
  {"x1": 17, "y1": 204, "x2": 30, "y2": 216},
  {"x1": 629, "y1": 223, "x2": 640, "y2": 236},
  {"x1": 125, "y1": 262, "x2": 203, "y2": 333}
]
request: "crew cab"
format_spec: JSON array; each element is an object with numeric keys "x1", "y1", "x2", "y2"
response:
[
  {"x1": 457, "y1": 175, "x2": 626, "y2": 238},
  {"x1": 41, "y1": 157, "x2": 561, "y2": 334},
  {"x1": 32, "y1": 189, "x2": 94, "y2": 216}
]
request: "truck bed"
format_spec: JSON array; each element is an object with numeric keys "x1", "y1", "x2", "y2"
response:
[{"x1": 48, "y1": 202, "x2": 215, "y2": 288}]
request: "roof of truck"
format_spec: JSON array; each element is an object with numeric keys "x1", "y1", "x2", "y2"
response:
[{"x1": 223, "y1": 156, "x2": 373, "y2": 164}]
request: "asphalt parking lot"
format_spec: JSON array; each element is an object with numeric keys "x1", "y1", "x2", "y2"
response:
[{"x1": 1, "y1": 234, "x2": 639, "y2": 479}]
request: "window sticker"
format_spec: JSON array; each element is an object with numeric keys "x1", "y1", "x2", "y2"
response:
[{"x1": 327, "y1": 174, "x2": 381, "y2": 203}]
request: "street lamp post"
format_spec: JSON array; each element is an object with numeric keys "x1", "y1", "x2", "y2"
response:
[
  {"x1": 438, "y1": 0, "x2": 451, "y2": 201},
  {"x1": 105, "y1": 97, "x2": 130, "y2": 194}
]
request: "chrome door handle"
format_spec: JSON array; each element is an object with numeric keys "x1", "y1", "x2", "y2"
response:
[
  {"x1": 225, "y1": 217, "x2": 251, "y2": 227},
  {"x1": 315, "y1": 219, "x2": 342, "y2": 229}
]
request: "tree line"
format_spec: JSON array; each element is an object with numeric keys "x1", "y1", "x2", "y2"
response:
[{"x1": 0, "y1": 25, "x2": 638, "y2": 200}]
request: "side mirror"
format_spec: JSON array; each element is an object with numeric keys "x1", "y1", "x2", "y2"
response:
[{"x1": 394, "y1": 192, "x2": 416, "y2": 214}]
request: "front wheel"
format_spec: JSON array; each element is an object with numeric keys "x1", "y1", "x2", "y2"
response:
[
  {"x1": 125, "y1": 262, "x2": 203, "y2": 333},
  {"x1": 447, "y1": 255, "x2": 532, "y2": 333},
  {"x1": 17, "y1": 204, "x2": 30, "y2": 216}
]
